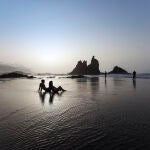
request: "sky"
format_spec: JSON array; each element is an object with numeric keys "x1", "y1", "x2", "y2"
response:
[{"x1": 0, "y1": 0, "x2": 150, "y2": 73}]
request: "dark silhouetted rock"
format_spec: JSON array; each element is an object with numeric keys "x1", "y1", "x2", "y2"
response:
[
  {"x1": 27, "y1": 75, "x2": 36, "y2": 79},
  {"x1": 109, "y1": 66, "x2": 128, "y2": 74},
  {"x1": 87, "y1": 56, "x2": 100, "y2": 75},
  {"x1": 47, "y1": 76, "x2": 55, "y2": 78},
  {"x1": 67, "y1": 75, "x2": 85, "y2": 78},
  {"x1": 69, "y1": 56, "x2": 100, "y2": 75},
  {"x1": 70, "y1": 60, "x2": 88, "y2": 75},
  {"x1": 0, "y1": 72, "x2": 36, "y2": 79}
]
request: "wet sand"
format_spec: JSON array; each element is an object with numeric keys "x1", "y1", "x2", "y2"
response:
[{"x1": 0, "y1": 77, "x2": 150, "y2": 150}]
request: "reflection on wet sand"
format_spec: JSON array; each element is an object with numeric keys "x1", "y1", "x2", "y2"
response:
[
  {"x1": 1, "y1": 77, "x2": 150, "y2": 150},
  {"x1": 113, "y1": 78, "x2": 126, "y2": 86},
  {"x1": 38, "y1": 92, "x2": 46, "y2": 105},
  {"x1": 105, "y1": 78, "x2": 107, "y2": 88},
  {"x1": 89, "y1": 77, "x2": 100, "y2": 94},
  {"x1": 49, "y1": 93, "x2": 55, "y2": 104},
  {"x1": 38, "y1": 91, "x2": 64, "y2": 105},
  {"x1": 133, "y1": 79, "x2": 136, "y2": 89}
]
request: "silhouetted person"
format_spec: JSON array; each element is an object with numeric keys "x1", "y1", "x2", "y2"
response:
[
  {"x1": 105, "y1": 71, "x2": 107, "y2": 79},
  {"x1": 133, "y1": 70, "x2": 136, "y2": 79},
  {"x1": 39, "y1": 80, "x2": 47, "y2": 92},
  {"x1": 48, "y1": 81, "x2": 66, "y2": 94}
]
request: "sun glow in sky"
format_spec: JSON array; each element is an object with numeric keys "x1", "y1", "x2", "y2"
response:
[{"x1": 0, "y1": 0, "x2": 150, "y2": 73}]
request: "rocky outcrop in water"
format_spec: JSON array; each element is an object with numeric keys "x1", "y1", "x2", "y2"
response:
[
  {"x1": 109, "y1": 66, "x2": 128, "y2": 74},
  {"x1": 67, "y1": 75, "x2": 85, "y2": 78},
  {"x1": 69, "y1": 60, "x2": 88, "y2": 75},
  {"x1": 87, "y1": 56, "x2": 100, "y2": 75},
  {"x1": 69, "y1": 56, "x2": 100, "y2": 75},
  {"x1": 0, "y1": 72, "x2": 36, "y2": 79}
]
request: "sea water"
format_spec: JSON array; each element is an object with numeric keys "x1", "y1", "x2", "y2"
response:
[{"x1": 0, "y1": 76, "x2": 150, "y2": 149}]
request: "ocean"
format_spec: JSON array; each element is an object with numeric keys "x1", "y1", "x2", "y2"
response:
[{"x1": 0, "y1": 76, "x2": 150, "y2": 150}]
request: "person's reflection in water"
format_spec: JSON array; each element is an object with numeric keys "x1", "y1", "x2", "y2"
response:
[
  {"x1": 133, "y1": 79, "x2": 136, "y2": 89},
  {"x1": 105, "y1": 78, "x2": 107, "y2": 88},
  {"x1": 90, "y1": 77, "x2": 99, "y2": 95},
  {"x1": 49, "y1": 93, "x2": 55, "y2": 104},
  {"x1": 38, "y1": 91, "x2": 65, "y2": 105},
  {"x1": 49, "y1": 91, "x2": 64, "y2": 104},
  {"x1": 113, "y1": 78, "x2": 125, "y2": 87},
  {"x1": 39, "y1": 92, "x2": 46, "y2": 105}
]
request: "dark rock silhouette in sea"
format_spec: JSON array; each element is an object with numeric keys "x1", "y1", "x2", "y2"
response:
[
  {"x1": 109, "y1": 66, "x2": 129, "y2": 74},
  {"x1": 58, "y1": 75, "x2": 85, "y2": 79},
  {"x1": 87, "y1": 56, "x2": 100, "y2": 75},
  {"x1": 67, "y1": 75, "x2": 85, "y2": 78},
  {"x1": 69, "y1": 60, "x2": 88, "y2": 75},
  {"x1": 0, "y1": 72, "x2": 36, "y2": 79},
  {"x1": 69, "y1": 56, "x2": 100, "y2": 75},
  {"x1": 47, "y1": 76, "x2": 55, "y2": 78}
]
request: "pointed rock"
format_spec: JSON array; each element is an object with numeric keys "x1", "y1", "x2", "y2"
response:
[
  {"x1": 109, "y1": 66, "x2": 128, "y2": 74},
  {"x1": 69, "y1": 56, "x2": 100, "y2": 75},
  {"x1": 87, "y1": 56, "x2": 100, "y2": 75}
]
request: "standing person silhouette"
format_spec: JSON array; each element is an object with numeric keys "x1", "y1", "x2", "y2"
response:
[
  {"x1": 133, "y1": 70, "x2": 136, "y2": 79},
  {"x1": 105, "y1": 71, "x2": 107, "y2": 79}
]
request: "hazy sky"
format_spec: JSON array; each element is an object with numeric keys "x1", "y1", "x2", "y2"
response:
[{"x1": 0, "y1": 0, "x2": 150, "y2": 73}]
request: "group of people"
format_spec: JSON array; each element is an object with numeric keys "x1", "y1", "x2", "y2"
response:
[{"x1": 39, "y1": 80, "x2": 66, "y2": 94}]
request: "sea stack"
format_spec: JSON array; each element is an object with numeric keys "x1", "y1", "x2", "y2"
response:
[
  {"x1": 109, "y1": 66, "x2": 128, "y2": 74},
  {"x1": 69, "y1": 56, "x2": 100, "y2": 75},
  {"x1": 87, "y1": 56, "x2": 100, "y2": 75}
]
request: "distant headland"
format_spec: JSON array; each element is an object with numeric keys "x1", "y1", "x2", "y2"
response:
[
  {"x1": 69, "y1": 56, "x2": 129, "y2": 75},
  {"x1": 0, "y1": 71, "x2": 36, "y2": 79}
]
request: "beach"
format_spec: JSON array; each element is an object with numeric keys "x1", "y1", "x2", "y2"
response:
[{"x1": 0, "y1": 76, "x2": 150, "y2": 149}]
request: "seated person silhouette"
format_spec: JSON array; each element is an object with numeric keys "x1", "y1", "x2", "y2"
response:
[
  {"x1": 39, "y1": 79, "x2": 47, "y2": 92},
  {"x1": 48, "y1": 81, "x2": 66, "y2": 94}
]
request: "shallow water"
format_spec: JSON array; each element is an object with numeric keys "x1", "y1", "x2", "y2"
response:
[{"x1": 0, "y1": 77, "x2": 150, "y2": 150}]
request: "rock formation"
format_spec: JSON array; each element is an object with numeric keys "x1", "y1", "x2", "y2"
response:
[
  {"x1": 109, "y1": 66, "x2": 128, "y2": 74},
  {"x1": 69, "y1": 56, "x2": 100, "y2": 75},
  {"x1": 0, "y1": 72, "x2": 36, "y2": 79},
  {"x1": 87, "y1": 56, "x2": 100, "y2": 75},
  {"x1": 67, "y1": 75, "x2": 85, "y2": 78}
]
